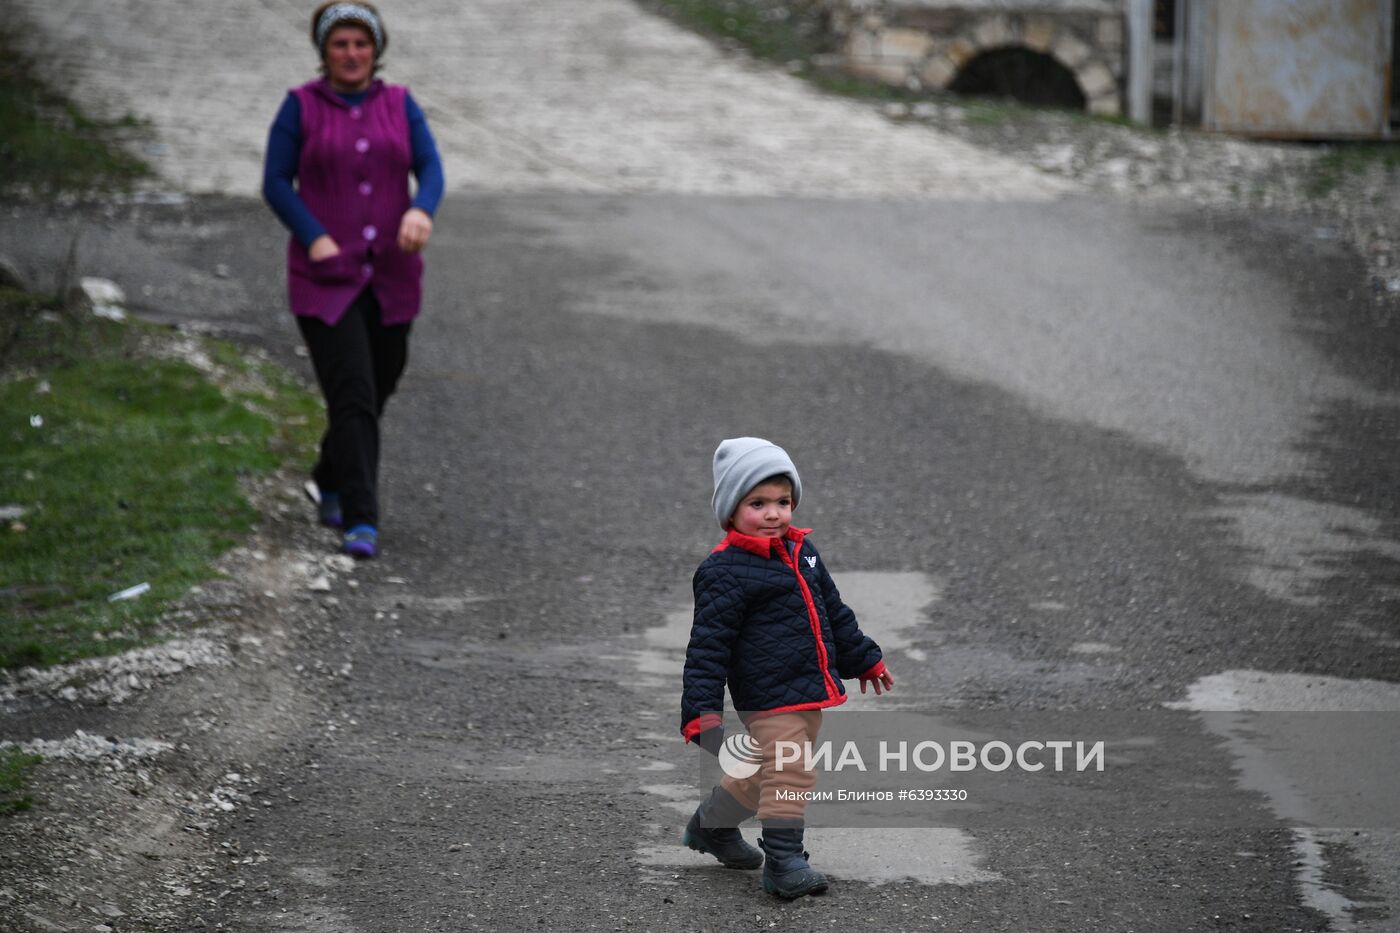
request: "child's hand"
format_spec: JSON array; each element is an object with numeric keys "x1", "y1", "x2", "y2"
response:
[{"x1": 860, "y1": 666, "x2": 895, "y2": 696}]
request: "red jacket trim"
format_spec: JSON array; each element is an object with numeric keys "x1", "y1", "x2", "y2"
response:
[
  {"x1": 743, "y1": 693, "x2": 848, "y2": 723},
  {"x1": 859, "y1": 660, "x2": 887, "y2": 681},
  {"x1": 682, "y1": 713, "x2": 723, "y2": 742},
  {"x1": 779, "y1": 537, "x2": 842, "y2": 703},
  {"x1": 713, "y1": 527, "x2": 812, "y2": 557}
]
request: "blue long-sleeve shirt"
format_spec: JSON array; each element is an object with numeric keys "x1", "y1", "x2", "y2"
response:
[{"x1": 262, "y1": 87, "x2": 444, "y2": 248}]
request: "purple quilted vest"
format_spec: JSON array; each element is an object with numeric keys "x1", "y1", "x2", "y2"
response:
[{"x1": 286, "y1": 78, "x2": 423, "y2": 325}]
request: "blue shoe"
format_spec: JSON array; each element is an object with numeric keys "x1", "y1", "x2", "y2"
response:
[{"x1": 342, "y1": 524, "x2": 377, "y2": 560}]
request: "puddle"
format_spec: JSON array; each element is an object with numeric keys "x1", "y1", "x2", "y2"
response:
[
  {"x1": 1173, "y1": 670, "x2": 1400, "y2": 929},
  {"x1": 831, "y1": 572, "x2": 942, "y2": 664},
  {"x1": 637, "y1": 828, "x2": 998, "y2": 886},
  {"x1": 640, "y1": 783, "x2": 697, "y2": 815},
  {"x1": 1208, "y1": 493, "x2": 1400, "y2": 606},
  {"x1": 1170, "y1": 670, "x2": 1400, "y2": 713},
  {"x1": 1069, "y1": 642, "x2": 1121, "y2": 655}
]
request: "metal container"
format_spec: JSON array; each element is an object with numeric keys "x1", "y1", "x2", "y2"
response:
[{"x1": 1202, "y1": 0, "x2": 1393, "y2": 139}]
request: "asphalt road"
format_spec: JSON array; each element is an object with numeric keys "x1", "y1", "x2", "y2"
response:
[{"x1": 7, "y1": 184, "x2": 1392, "y2": 930}]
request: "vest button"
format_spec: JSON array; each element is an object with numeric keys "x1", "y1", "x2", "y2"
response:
[
  {"x1": 358, "y1": 181, "x2": 373, "y2": 196},
  {"x1": 361, "y1": 264, "x2": 373, "y2": 279},
  {"x1": 363, "y1": 225, "x2": 377, "y2": 241},
  {"x1": 350, "y1": 106, "x2": 363, "y2": 119},
  {"x1": 355, "y1": 138, "x2": 370, "y2": 153}
]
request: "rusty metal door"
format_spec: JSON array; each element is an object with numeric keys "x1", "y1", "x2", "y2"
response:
[{"x1": 1202, "y1": 0, "x2": 1393, "y2": 138}]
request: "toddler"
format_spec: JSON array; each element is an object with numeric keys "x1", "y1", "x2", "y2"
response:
[{"x1": 680, "y1": 437, "x2": 894, "y2": 899}]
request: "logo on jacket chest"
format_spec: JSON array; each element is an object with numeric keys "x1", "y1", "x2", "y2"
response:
[{"x1": 804, "y1": 555, "x2": 817, "y2": 568}]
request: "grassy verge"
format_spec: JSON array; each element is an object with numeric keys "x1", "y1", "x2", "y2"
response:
[
  {"x1": 1306, "y1": 142, "x2": 1400, "y2": 198},
  {"x1": 0, "y1": 26, "x2": 151, "y2": 194},
  {"x1": 0, "y1": 24, "x2": 319, "y2": 681},
  {"x1": 641, "y1": 0, "x2": 833, "y2": 63},
  {"x1": 0, "y1": 25, "x2": 315, "y2": 819},
  {"x1": 0, "y1": 748, "x2": 43, "y2": 815},
  {"x1": 0, "y1": 296, "x2": 320, "y2": 670},
  {"x1": 641, "y1": 0, "x2": 920, "y2": 102}
]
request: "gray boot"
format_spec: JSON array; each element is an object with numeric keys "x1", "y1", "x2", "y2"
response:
[
  {"x1": 682, "y1": 787, "x2": 764, "y2": 869},
  {"x1": 759, "y1": 826, "x2": 828, "y2": 899}
]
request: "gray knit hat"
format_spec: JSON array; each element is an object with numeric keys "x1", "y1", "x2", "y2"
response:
[{"x1": 711, "y1": 437, "x2": 802, "y2": 530}]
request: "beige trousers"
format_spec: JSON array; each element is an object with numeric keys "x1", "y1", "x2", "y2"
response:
[{"x1": 720, "y1": 711, "x2": 823, "y2": 822}]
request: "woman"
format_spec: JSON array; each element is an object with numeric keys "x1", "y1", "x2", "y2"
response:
[{"x1": 263, "y1": 1, "x2": 444, "y2": 559}]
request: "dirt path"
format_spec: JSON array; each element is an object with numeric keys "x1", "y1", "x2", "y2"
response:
[{"x1": 11, "y1": 0, "x2": 1062, "y2": 200}]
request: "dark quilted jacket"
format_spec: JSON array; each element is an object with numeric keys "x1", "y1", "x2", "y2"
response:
[{"x1": 681, "y1": 527, "x2": 884, "y2": 741}]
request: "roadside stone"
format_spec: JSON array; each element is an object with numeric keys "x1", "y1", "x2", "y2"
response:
[
  {"x1": 322, "y1": 554, "x2": 355, "y2": 574},
  {"x1": 944, "y1": 37, "x2": 978, "y2": 67},
  {"x1": 1, "y1": 637, "x2": 231, "y2": 707},
  {"x1": 877, "y1": 26, "x2": 932, "y2": 64},
  {"x1": 0, "y1": 730, "x2": 174, "y2": 765},
  {"x1": 1022, "y1": 16, "x2": 1056, "y2": 53},
  {"x1": 79, "y1": 277, "x2": 124, "y2": 305},
  {"x1": 81, "y1": 277, "x2": 126, "y2": 321},
  {"x1": 1051, "y1": 33, "x2": 1092, "y2": 68},
  {"x1": 919, "y1": 54, "x2": 957, "y2": 88},
  {"x1": 1088, "y1": 94, "x2": 1120, "y2": 117},
  {"x1": 972, "y1": 14, "x2": 1017, "y2": 49},
  {"x1": 1078, "y1": 62, "x2": 1117, "y2": 99}
]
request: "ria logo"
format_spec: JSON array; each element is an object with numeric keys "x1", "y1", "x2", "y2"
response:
[{"x1": 718, "y1": 732, "x2": 763, "y2": 780}]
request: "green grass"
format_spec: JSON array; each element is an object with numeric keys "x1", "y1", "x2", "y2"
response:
[
  {"x1": 1306, "y1": 142, "x2": 1400, "y2": 198},
  {"x1": 646, "y1": 0, "x2": 947, "y2": 105},
  {"x1": 0, "y1": 294, "x2": 320, "y2": 671},
  {"x1": 806, "y1": 69, "x2": 925, "y2": 103},
  {"x1": 644, "y1": 0, "x2": 834, "y2": 63},
  {"x1": 0, "y1": 27, "x2": 151, "y2": 194},
  {"x1": 0, "y1": 29, "x2": 312, "y2": 820},
  {"x1": 961, "y1": 99, "x2": 1024, "y2": 126},
  {"x1": 0, "y1": 749, "x2": 43, "y2": 815}
]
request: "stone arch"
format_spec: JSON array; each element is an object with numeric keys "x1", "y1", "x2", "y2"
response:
[
  {"x1": 915, "y1": 15, "x2": 1122, "y2": 116},
  {"x1": 841, "y1": 9, "x2": 1124, "y2": 117},
  {"x1": 947, "y1": 45, "x2": 1087, "y2": 110}
]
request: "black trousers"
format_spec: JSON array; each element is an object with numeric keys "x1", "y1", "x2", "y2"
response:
[{"x1": 296, "y1": 288, "x2": 411, "y2": 530}]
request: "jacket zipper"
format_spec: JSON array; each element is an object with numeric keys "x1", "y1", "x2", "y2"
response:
[{"x1": 782, "y1": 539, "x2": 840, "y2": 701}]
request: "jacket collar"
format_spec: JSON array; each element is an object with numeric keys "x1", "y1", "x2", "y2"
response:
[
  {"x1": 721, "y1": 526, "x2": 810, "y2": 558},
  {"x1": 310, "y1": 77, "x2": 385, "y2": 108}
]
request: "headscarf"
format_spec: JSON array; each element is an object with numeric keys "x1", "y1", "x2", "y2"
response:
[{"x1": 314, "y1": 3, "x2": 385, "y2": 56}]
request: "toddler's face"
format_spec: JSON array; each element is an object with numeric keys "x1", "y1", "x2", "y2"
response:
[{"x1": 729, "y1": 478, "x2": 794, "y2": 539}]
